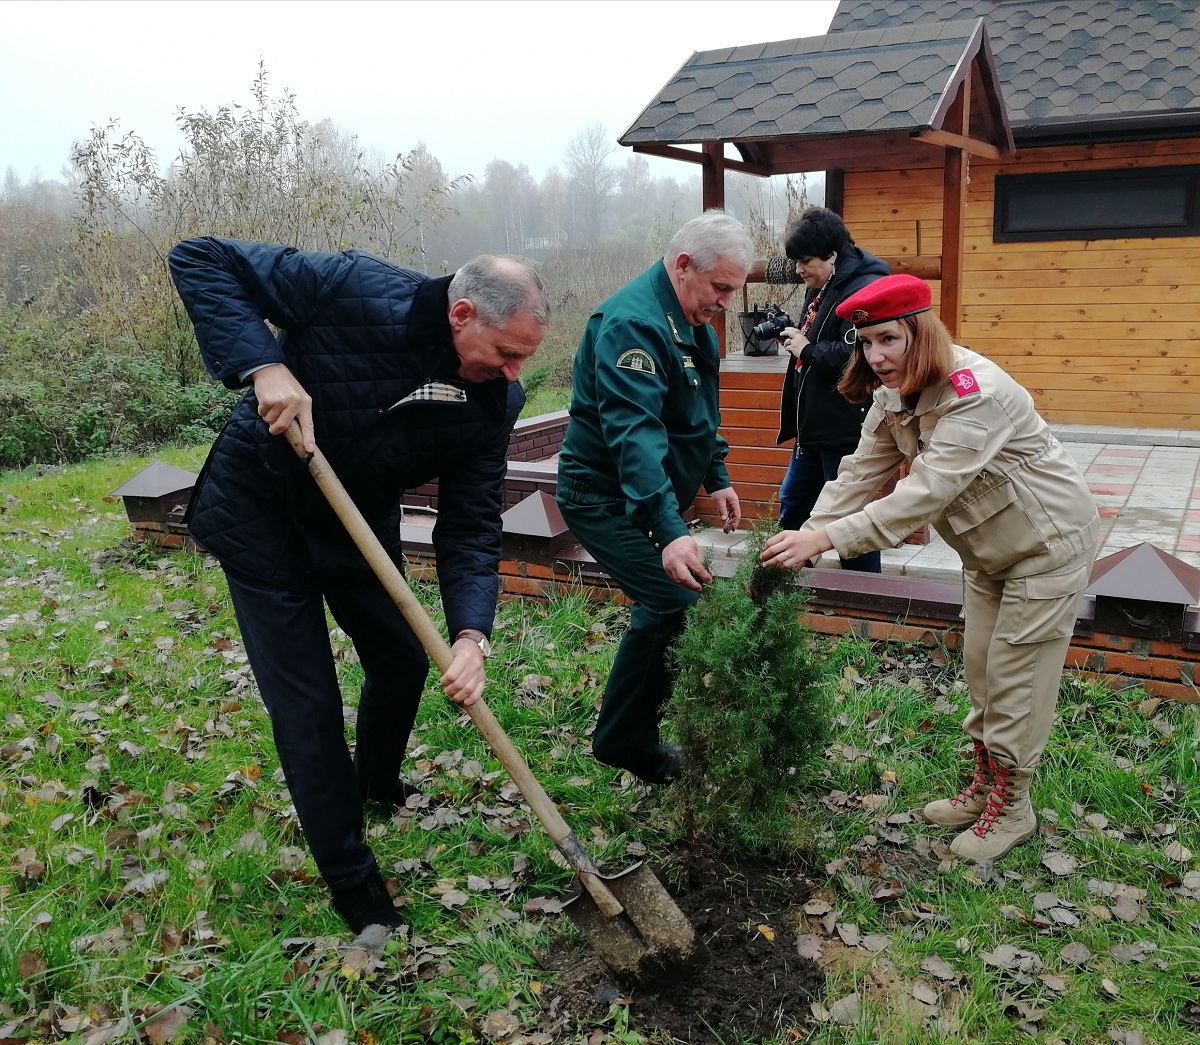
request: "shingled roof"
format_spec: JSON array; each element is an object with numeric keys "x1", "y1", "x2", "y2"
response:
[
  {"x1": 830, "y1": 0, "x2": 1200, "y2": 139},
  {"x1": 620, "y1": 18, "x2": 1007, "y2": 154}
]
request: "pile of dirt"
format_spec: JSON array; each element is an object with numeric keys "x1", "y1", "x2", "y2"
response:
[{"x1": 537, "y1": 851, "x2": 824, "y2": 1043}]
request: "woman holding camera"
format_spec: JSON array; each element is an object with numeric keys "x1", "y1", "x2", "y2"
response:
[
  {"x1": 762, "y1": 274, "x2": 1099, "y2": 860},
  {"x1": 775, "y1": 207, "x2": 888, "y2": 571}
]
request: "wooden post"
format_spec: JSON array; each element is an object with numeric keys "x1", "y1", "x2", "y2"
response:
[
  {"x1": 941, "y1": 147, "x2": 967, "y2": 341},
  {"x1": 825, "y1": 169, "x2": 845, "y2": 214},
  {"x1": 939, "y1": 75, "x2": 970, "y2": 341},
  {"x1": 701, "y1": 141, "x2": 728, "y2": 353}
]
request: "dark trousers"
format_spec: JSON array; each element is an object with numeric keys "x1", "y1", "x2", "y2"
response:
[
  {"x1": 557, "y1": 500, "x2": 698, "y2": 778},
  {"x1": 779, "y1": 444, "x2": 881, "y2": 573},
  {"x1": 223, "y1": 567, "x2": 428, "y2": 891}
]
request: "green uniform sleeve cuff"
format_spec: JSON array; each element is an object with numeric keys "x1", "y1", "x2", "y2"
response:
[{"x1": 647, "y1": 514, "x2": 690, "y2": 552}]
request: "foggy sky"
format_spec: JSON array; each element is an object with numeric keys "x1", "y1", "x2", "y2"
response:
[{"x1": 1, "y1": 0, "x2": 839, "y2": 184}]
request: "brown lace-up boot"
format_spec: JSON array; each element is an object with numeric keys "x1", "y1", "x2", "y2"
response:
[
  {"x1": 949, "y1": 763, "x2": 1036, "y2": 861},
  {"x1": 923, "y1": 741, "x2": 992, "y2": 827}
]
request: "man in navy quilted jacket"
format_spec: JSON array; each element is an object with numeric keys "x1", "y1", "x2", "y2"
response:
[{"x1": 169, "y1": 238, "x2": 547, "y2": 934}]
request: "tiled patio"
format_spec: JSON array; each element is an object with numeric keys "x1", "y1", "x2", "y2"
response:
[{"x1": 696, "y1": 426, "x2": 1200, "y2": 580}]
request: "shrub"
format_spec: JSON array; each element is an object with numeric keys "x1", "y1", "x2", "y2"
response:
[
  {"x1": 0, "y1": 316, "x2": 237, "y2": 467},
  {"x1": 665, "y1": 530, "x2": 832, "y2": 857}
]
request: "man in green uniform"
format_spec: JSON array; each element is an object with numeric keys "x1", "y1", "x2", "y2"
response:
[{"x1": 556, "y1": 211, "x2": 754, "y2": 784}]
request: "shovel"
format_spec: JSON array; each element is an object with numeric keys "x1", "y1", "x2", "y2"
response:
[{"x1": 285, "y1": 425, "x2": 703, "y2": 986}]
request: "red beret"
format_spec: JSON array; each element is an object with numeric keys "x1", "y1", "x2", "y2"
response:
[{"x1": 835, "y1": 274, "x2": 932, "y2": 329}]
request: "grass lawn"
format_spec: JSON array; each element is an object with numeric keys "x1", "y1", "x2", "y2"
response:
[{"x1": 2, "y1": 451, "x2": 1198, "y2": 1044}]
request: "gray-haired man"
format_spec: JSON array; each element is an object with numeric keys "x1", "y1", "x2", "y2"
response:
[
  {"x1": 556, "y1": 212, "x2": 753, "y2": 784},
  {"x1": 169, "y1": 238, "x2": 547, "y2": 932}
]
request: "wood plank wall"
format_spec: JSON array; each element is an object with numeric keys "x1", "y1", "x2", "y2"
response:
[
  {"x1": 841, "y1": 137, "x2": 1200, "y2": 429},
  {"x1": 697, "y1": 356, "x2": 791, "y2": 526}
]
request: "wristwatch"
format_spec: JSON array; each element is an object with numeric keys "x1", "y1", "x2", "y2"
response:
[{"x1": 456, "y1": 629, "x2": 492, "y2": 659}]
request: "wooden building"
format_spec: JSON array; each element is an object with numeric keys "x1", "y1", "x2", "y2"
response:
[{"x1": 620, "y1": 0, "x2": 1200, "y2": 521}]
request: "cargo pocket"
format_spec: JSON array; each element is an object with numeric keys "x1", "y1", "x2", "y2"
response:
[
  {"x1": 1005, "y1": 561, "x2": 1092, "y2": 645},
  {"x1": 944, "y1": 480, "x2": 1047, "y2": 572}
]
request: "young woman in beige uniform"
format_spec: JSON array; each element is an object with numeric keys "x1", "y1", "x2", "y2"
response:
[{"x1": 762, "y1": 274, "x2": 1099, "y2": 860}]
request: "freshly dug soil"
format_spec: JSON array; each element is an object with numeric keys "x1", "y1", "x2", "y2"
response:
[{"x1": 537, "y1": 850, "x2": 824, "y2": 1043}]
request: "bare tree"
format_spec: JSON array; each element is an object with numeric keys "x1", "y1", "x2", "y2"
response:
[
  {"x1": 564, "y1": 123, "x2": 618, "y2": 244},
  {"x1": 484, "y1": 159, "x2": 536, "y2": 254}
]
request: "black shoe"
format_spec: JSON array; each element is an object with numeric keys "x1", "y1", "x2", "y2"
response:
[
  {"x1": 330, "y1": 872, "x2": 405, "y2": 933},
  {"x1": 636, "y1": 743, "x2": 685, "y2": 786},
  {"x1": 362, "y1": 779, "x2": 428, "y2": 813}
]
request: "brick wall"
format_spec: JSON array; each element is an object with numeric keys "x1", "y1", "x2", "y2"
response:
[{"x1": 402, "y1": 410, "x2": 569, "y2": 512}]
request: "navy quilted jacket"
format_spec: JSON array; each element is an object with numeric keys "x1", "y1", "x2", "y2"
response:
[{"x1": 168, "y1": 237, "x2": 524, "y2": 640}]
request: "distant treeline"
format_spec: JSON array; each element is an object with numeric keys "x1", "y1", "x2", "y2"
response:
[{"x1": 0, "y1": 65, "x2": 819, "y2": 468}]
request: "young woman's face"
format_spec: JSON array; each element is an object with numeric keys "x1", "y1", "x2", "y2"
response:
[{"x1": 858, "y1": 320, "x2": 910, "y2": 388}]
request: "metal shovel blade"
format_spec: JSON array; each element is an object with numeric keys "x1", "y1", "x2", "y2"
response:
[{"x1": 563, "y1": 861, "x2": 707, "y2": 987}]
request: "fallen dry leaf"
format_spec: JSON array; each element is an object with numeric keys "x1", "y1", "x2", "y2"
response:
[
  {"x1": 138, "y1": 1004, "x2": 192, "y2": 1044},
  {"x1": 796, "y1": 934, "x2": 824, "y2": 961},
  {"x1": 123, "y1": 869, "x2": 169, "y2": 896},
  {"x1": 480, "y1": 1010, "x2": 521, "y2": 1041},
  {"x1": 920, "y1": 954, "x2": 960, "y2": 981},
  {"x1": 1059, "y1": 942, "x2": 1091, "y2": 965},
  {"x1": 1041, "y1": 852, "x2": 1080, "y2": 877},
  {"x1": 912, "y1": 982, "x2": 939, "y2": 1006},
  {"x1": 829, "y1": 993, "x2": 862, "y2": 1026},
  {"x1": 1163, "y1": 841, "x2": 1193, "y2": 862},
  {"x1": 17, "y1": 950, "x2": 46, "y2": 978}
]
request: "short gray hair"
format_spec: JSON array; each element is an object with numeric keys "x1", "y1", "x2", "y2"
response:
[
  {"x1": 665, "y1": 210, "x2": 754, "y2": 273},
  {"x1": 449, "y1": 255, "x2": 549, "y2": 327}
]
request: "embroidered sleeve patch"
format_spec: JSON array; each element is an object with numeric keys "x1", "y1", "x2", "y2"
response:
[
  {"x1": 616, "y1": 349, "x2": 657, "y2": 374},
  {"x1": 949, "y1": 368, "x2": 980, "y2": 397}
]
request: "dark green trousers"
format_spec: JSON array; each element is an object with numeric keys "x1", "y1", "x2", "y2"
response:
[{"x1": 557, "y1": 500, "x2": 698, "y2": 778}]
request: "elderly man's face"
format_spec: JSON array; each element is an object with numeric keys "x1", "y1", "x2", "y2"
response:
[
  {"x1": 449, "y1": 300, "x2": 545, "y2": 383},
  {"x1": 672, "y1": 253, "x2": 748, "y2": 327}
]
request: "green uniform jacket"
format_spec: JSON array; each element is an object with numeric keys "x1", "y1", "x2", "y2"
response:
[{"x1": 557, "y1": 260, "x2": 732, "y2": 551}]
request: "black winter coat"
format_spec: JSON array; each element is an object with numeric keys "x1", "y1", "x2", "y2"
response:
[
  {"x1": 776, "y1": 246, "x2": 889, "y2": 449},
  {"x1": 168, "y1": 237, "x2": 523, "y2": 640}
]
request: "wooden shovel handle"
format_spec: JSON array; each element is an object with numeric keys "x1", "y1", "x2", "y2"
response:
[{"x1": 284, "y1": 425, "x2": 623, "y2": 918}]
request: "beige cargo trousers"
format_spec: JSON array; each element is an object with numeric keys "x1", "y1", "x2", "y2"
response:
[{"x1": 960, "y1": 547, "x2": 1097, "y2": 771}]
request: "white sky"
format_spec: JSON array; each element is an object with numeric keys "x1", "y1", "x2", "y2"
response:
[{"x1": 1, "y1": 0, "x2": 839, "y2": 185}]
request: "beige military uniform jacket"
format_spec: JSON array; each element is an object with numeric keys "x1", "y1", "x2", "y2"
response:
[{"x1": 806, "y1": 346, "x2": 1100, "y2": 578}]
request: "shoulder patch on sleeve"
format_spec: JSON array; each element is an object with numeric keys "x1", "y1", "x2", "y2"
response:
[
  {"x1": 949, "y1": 368, "x2": 980, "y2": 397},
  {"x1": 616, "y1": 349, "x2": 657, "y2": 374}
]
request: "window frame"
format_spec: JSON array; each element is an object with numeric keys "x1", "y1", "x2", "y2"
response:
[{"x1": 993, "y1": 165, "x2": 1200, "y2": 243}]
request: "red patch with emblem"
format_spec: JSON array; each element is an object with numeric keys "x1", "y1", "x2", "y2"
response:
[{"x1": 949, "y1": 368, "x2": 980, "y2": 397}]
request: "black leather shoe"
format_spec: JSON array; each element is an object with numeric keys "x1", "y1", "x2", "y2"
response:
[
  {"x1": 362, "y1": 779, "x2": 428, "y2": 813},
  {"x1": 330, "y1": 872, "x2": 405, "y2": 933},
  {"x1": 637, "y1": 743, "x2": 685, "y2": 786}
]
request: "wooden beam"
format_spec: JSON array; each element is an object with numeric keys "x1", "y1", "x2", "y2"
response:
[
  {"x1": 759, "y1": 133, "x2": 946, "y2": 173},
  {"x1": 631, "y1": 143, "x2": 770, "y2": 178},
  {"x1": 914, "y1": 129, "x2": 1003, "y2": 160},
  {"x1": 941, "y1": 147, "x2": 967, "y2": 340}
]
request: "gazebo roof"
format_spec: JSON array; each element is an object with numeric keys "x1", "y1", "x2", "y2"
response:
[
  {"x1": 620, "y1": 17, "x2": 1011, "y2": 173},
  {"x1": 831, "y1": 0, "x2": 1200, "y2": 141}
]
